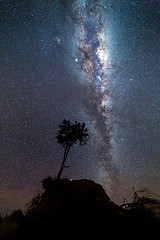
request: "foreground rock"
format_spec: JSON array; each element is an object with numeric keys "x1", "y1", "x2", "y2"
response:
[{"x1": 4, "y1": 179, "x2": 160, "y2": 240}]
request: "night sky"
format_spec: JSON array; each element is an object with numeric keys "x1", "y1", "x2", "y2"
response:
[{"x1": 0, "y1": 0, "x2": 160, "y2": 215}]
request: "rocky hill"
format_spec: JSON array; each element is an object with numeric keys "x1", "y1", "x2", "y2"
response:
[{"x1": 2, "y1": 179, "x2": 160, "y2": 240}]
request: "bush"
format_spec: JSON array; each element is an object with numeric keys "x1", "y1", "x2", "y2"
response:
[{"x1": 10, "y1": 210, "x2": 24, "y2": 222}]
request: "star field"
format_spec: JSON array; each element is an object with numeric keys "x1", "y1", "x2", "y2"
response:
[{"x1": 0, "y1": 0, "x2": 160, "y2": 215}]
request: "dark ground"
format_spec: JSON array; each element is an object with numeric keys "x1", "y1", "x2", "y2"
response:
[{"x1": 1, "y1": 179, "x2": 160, "y2": 240}]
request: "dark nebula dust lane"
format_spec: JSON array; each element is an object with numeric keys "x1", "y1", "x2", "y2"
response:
[{"x1": 0, "y1": 0, "x2": 160, "y2": 215}]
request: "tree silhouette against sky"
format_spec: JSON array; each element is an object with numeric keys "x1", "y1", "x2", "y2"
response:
[{"x1": 55, "y1": 119, "x2": 89, "y2": 180}]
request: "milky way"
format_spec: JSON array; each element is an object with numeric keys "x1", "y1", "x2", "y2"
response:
[{"x1": 69, "y1": 0, "x2": 122, "y2": 194}]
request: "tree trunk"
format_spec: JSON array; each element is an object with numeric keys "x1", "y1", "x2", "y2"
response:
[{"x1": 57, "y1": 145, "x2": 70, "y2": 180}]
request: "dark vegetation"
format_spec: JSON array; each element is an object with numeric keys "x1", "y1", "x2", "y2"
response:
[
  {"x1": 55, "y1": 119, "x2": 88, "y2": 179},
  {"x1": 1, "y1": 120, "x2": 160, "y2": 239}
]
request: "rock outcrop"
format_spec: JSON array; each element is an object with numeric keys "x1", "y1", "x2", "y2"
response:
[{"x1": 4, "y1": 179, "x2": 160, "y2": 240}]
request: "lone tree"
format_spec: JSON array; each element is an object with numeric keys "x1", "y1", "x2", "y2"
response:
[{"x1": 55, "y1": 119, "x2": 89, "y2": 180}]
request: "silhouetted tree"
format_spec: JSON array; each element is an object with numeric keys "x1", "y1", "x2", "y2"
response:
[{"x1": 55, "y1": 119, "x2": 89, "y2": 180}]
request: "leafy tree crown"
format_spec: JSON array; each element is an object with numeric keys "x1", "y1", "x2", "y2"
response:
[{"x1": 55, "y1": 119, "x2": 89, "y2": 148}]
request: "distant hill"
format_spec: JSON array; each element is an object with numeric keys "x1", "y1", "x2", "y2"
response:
[{"x1": 1, "y1": 179, "x2": 160, "y2": 240}]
